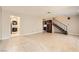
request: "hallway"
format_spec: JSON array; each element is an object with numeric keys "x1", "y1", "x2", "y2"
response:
[{"x1": 0, "y1": 33, "x2": 79, "y2": 52}]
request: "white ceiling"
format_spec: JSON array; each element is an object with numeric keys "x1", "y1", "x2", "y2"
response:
[{"x1": 2, "y1": 6, "x2": 79, "y2": 17}]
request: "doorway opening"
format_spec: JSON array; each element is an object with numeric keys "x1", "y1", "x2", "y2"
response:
[{"x1": 10, "y1": 15, "x2": 20, "y2": 37}]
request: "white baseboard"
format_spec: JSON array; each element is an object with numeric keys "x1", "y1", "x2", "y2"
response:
[
  {"x1": 1, "y1": 31, "x2": 43, "y2": 39},
  {"x1": 11, "y1": 31, "x2": 43, "y2": 37},
  {"x1": 20, "y1": 31, "x2": 43, "y2": 37},
  {"x1": 68, "y1": 33, "x2": 79, "y2": 36}
]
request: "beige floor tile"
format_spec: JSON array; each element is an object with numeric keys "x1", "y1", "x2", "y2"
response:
[{"x1": 0, "y1": 33, "x2": 79, "y2": 52}]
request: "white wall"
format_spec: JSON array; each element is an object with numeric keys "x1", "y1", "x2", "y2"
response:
[
  {"x1": 2, "y1": 8, "x2": 22, "y2": 39},
  {"x1": 53, "y1": 15, "x2": 79, "y2": 35},
  {"x1": 1, "y1": 8, "x2": 43, "y2": 39},
  {"x1": 20, "y1": 15, "x2": 42, "y2": 35},
  {"x1": 2, "y1": 9, "x2": 13, "y2": 39},
  {"x1": 68, "y1": 15, "x2": 79, "y2": 35},
  {"x1": 0, "y1": 7, "x2": 2, "y2": 39}
]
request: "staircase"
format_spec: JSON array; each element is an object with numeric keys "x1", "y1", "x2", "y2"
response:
[{"x1": 53, "y1": 19, "x2": 68, "y2": 35}]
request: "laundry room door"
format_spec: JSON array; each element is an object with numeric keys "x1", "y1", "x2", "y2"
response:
[{"x1": 10, "y1": 16, "x2": 20, "y2": 37}]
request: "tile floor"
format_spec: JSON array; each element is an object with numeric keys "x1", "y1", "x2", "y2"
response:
[{"x1": 0, "y1": 32, "x2": 79, "y2": 52}]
